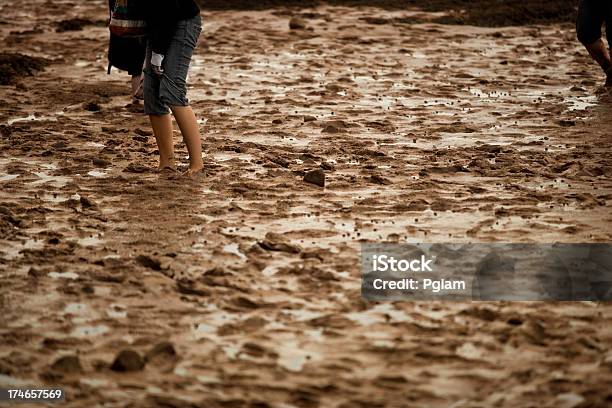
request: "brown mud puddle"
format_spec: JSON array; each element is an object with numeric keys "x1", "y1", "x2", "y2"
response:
[{"x1": 0, "y1": 1, "x2": 611, "y2": 407}]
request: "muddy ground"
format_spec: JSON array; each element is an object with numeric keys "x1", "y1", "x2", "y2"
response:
[
  {"x1": 200, "y1": 0, "x2": 578, "y2": 27},
  {"x1": 1, "y1": 0, "x2": 611, "y2": 407}
]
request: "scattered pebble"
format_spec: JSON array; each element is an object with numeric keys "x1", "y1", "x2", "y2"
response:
[
  {"x1": 289, "y1": 17, "x2": 306, "y2": 30},
  {"x1": 83, "y1": 101, "x2": 101, "y2": 112},
  {"x1": 50, "y1": 355, "x2": 82, "y2": 374},
  {"x1": 304, "y1": 169, "x2": 325, "y2": 187},
  {"x1": 110, "y1": 349, "x2": 145, "y2": 372}
]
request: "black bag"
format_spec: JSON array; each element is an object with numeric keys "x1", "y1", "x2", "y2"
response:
[
  {"x1": 107, "y1": 0, "x2": 146, "y2": 75},
  {"x1": 109, "y1": 0, "x2": 147, "y2": 38}
]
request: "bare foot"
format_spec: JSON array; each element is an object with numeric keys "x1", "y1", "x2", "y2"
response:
[
  {"x1": 158, "y1": 165, "x2": 177, "y2": 173},
  {"x1": 158, "y1": 166, "x2": 180, "y2": 180},
  {"x1": 157, "y1": 161, "x2": 176, "y2": 172},
  {"x1": 182, "y1": 166, "x2": 205, "y2": 179}
]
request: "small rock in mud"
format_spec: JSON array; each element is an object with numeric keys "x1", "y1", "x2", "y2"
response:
[
  {"x1": 135, "y1": 254, "x2": 162, "y2": 271},
  {"x1": 289, "y1": 17, "x2": 306, "y2": 30},
  {"x1": 124, "y1": 163, "x2": 149, "y2": 173},
  {"x1": 229, "y1": 295, "x2": 263, "y2": 310},
  {"x1": 176, "y1": 279, "x2": 210, "y2": 297},
  {"x1": 259, "y1": 232, "x2": 301, "y2": 253},
  {"x1": 321, "y1": 120, "x2": 348, "y2": 133},
  {"x1": 50, "y1": 355, "x2": 82, "y2": 374},
  {"x1": 0, "y1": 125, "x2": 11, "y2": 138},
  {"x1": 79, "y1": 195, "x2": 96, "y2": 209},
  {"x1": 322, "y1": 124, "x2": 342, "y2": 133},
  {"x1": 267, "y1": 155, "x2": 290, "y2": 168},
  {"x1": 303, "y1": 115, "x2": 317, "y2": 122},
  {"x1": 134, "y1": 128, "x2": 153, "y2": 137},
  {"x1": 83, "y1": 101, "x2": 101, "y2": 112},
  {"x1": 92, "y1": 157, "x2": 111, "y2": 167},
  {"x1": 145, "y1": 342, "x2": 177, "y2": 363},
  {"x1": 558, "y1": 119, "x2": 575, "y2": 127},
  {"x1": 304, "y1": 169, "x2": 325, "y2": 187},
  {"x1": 320, "y1": 161, "x2": 335, "y2": 171},
  {"x1": 28, "y1": 267, "x2": 46, "y2": 278},
  {"x1": 0, "y1": 53, "x2": 49, "y2": 85},
  {"x1": 368, "y1": 174, "x2": 391, "y2": 185},
  {"x1": 110, "y1": 349, "x2": 145, "y2": 372}
]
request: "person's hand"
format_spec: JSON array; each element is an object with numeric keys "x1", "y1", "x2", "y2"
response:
[
  {"x1": 131, "y1": 74, "x2": 144, "y2": 100},
  {"x1": 151, "y1": 52, "x2": 164, "y2": 76}
]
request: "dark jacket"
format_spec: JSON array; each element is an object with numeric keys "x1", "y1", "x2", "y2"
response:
[
  {"x1": 144, "y1": 0, "x2": 200, "y2": 55},
  {"x1": 107, "y1": 0, "x2": 146, "y2": 75}
]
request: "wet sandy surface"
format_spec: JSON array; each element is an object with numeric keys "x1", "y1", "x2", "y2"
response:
[{"x1": 1, "y1": 1, "x2": 612, "y2": 407}]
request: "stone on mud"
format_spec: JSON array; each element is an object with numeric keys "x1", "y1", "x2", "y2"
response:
[
  {"x1": 110, "y1": 349, "x2": 145, "y2": 372},
  {"x1": 83, "y1": 101, "x2": 101, "y2": 112},
  {"x1": 135, "y1": 255, "x2": 162, "y2": 271},
  {"x1": 92, "y1": 157, "x2": 111, "y2": 167},
  {"x1": 50, "y1": 355, "x2": 82, "y2": 374},
  {"x1": 304, "y1": 169, "x2": 325, "y2": 187},
  {"x1": 145, "y1": 341, "x2": 178, "y2": 363},
  {"x1": 124, "y1": 163, "x2": 149, "y2": 173},
  {"x1": 259, "y1": 232, "x2": 301, "y2": 253},
  {"x1": 79, "y1": 195, "x2": 96, "y2": 209},
  {"x1": 368, "y1": 174, "x2": 391, "y2": 185},
  {"x1": 289, "y1": 17, "x2": 306, "y2": 30},
  {"x1": 176, "y1": 279, "x2": 211, "y2": 297}
]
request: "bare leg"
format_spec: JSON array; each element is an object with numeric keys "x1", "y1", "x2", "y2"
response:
[
  {"x1": 149, "y1": 114, "x2": 175, "y2": 170},
  {"x1": 608, "y1": 48, "x2": 612, "y2": 87},
  {"x1": 131, "y1": 74, "x2": 144, "y2": 101},
  {"x1": 170, "y1": 105, "x2": 203, "y2": 176},
  {"x1": 585, "y1": 39, "x2": 612, "y2": 86}
]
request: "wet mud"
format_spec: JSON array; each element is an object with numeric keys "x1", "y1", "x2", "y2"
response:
[
  {"x1": 56, "y1": 18, "x2": 107, "y2": 33},
  {"x1": 200, "y1": 0, "x2": 577, "y2": 27},
  {"x1": 0, "y1": 53, "x2": 50, "y2": 85},
  {"x1": 0, "y1": 0, "x2": 611, "y2": 407}
]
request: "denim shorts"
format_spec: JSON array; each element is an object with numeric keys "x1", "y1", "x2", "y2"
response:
[
  {"x1": 576, "y1": 0, "x2": 612, "y2": 45},
  {"x1": 144, "y1": 15, "x2": 202, "y2": 116}
]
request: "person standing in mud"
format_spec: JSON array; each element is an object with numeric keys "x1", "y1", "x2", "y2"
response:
[
  {"x1": 576, "y1": 0, "x2": 612, "y2": 89},
  {"x1": 142, "y1": 0, "x2": 204, "y2": 176},
  {"x1": 107, "y1": 0, "x2": 146, "y2": 103}
]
